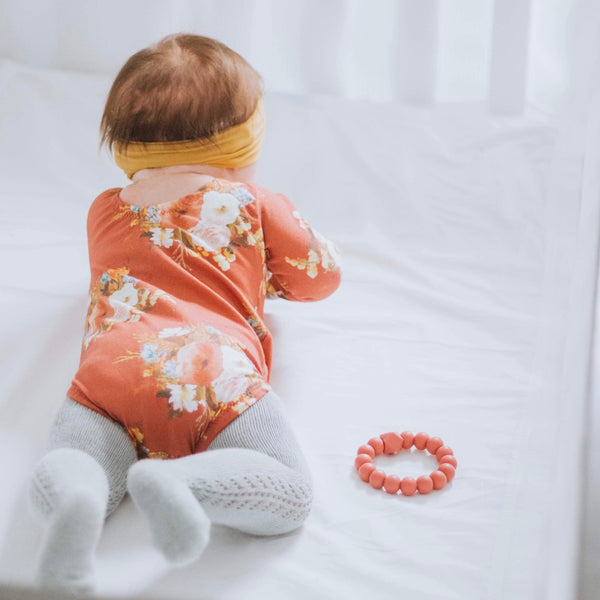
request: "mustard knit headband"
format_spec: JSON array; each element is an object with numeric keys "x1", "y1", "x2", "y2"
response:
[{"x1": 113, "y1": 98, "x2": 265, "y2": 179}]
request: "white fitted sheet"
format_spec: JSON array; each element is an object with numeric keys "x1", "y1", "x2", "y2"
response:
[{"x1": 0, "y1": 59, "x2": 596, "y2": 600}]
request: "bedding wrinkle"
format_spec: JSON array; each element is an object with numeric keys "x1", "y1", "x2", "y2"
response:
[
  {"x1": 323, "y1": 111, "x2": 407, "y2": 201},
  {"x1": 1, "y1": 57, "x2": 594, "y2": 599}
]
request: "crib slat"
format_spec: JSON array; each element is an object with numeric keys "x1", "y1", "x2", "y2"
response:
[
  {"x1": 300, "y1": 0, "x2": 348, "y2": 96},
  {"x1": 392, "y1": 0, "x2": 440, "y2": 104},
  {"x1": 488, "y1": 0, "x2": 533, "y2": 114}
]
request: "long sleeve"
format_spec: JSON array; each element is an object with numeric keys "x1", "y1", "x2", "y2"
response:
[{"x1": 255, "y1": 186, "x2": 341, "y2": 302}]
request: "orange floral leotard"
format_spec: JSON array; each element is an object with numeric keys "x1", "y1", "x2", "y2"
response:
[{"x1": 67, "y1": 178, "x2": 341, "y2": 459}]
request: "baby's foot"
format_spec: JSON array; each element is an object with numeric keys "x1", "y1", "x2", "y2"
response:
[
  {"x1": 127, "y1": 460, "x2": 211, "y2": 565},
  {"x1": 28, "y1": 447, "x2": 109, "y2": 594},
  {"x1": 36, "y1": 488, "x2": 105, "y2": 594}
]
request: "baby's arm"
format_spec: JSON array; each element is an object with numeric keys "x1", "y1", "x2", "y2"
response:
[{"x1": 255, "y1": 186, "x2": 341, "y2": 302}]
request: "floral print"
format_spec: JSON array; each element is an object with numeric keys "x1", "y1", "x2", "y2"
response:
[
  {"x1": 262, "y1": 270, "x2": 286, "y2": 299},
  {"x1": 114, "y1": 324, "x2": 270, "y2": 448},
  {"x1": 68, "y1": 179, "x2": 341, "y2": 459},
  {"x1": 242, "y1": 299, "x2": 268, "y2": 339},
  {"x1": 82, "y1": 267, "x2": 172, "y2": 349},
  {"x1": 284, "y1": 210, "x2": 341, "y2": 279},
  {"x1": 113, "y1": 179, "x2": 259, "y2": 272},
  {"x1": 150, "y1": 227, "x2": 175, "y2": 248},
  {"x1": 127, "y1": 428, "x2": 169, "y2": 460}
]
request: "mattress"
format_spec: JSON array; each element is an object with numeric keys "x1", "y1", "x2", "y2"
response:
[{"x1": 0, "y1": 58, "x2": 596, "y2": 600}]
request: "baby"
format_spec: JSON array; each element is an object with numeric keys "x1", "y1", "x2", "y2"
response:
[{"x1": 27, "y1": 33, "x2": 341, "y2": 593}]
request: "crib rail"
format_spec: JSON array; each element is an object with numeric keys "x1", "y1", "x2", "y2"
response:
[
  {"x1": 489, "y1": 0, "x2": 533, "y2": 113},
  {"x1": 0, "y1": 0, "x2": 534, "y2": 113}
]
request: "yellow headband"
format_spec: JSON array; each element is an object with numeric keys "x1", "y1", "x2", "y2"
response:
[{"x1": 114, "y1": 98, "x2": 266, "y2": 179}]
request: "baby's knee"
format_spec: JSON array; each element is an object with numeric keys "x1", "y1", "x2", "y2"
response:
[
  {"x1": 255, "y1": 472, "x2": 314, "y2": 536},
  {"x1": 285, "y1": 481, "x2": 314, "y2": 532},
  {"x1": 28, "y1": 448, "x2": 110, "y2": 523}
]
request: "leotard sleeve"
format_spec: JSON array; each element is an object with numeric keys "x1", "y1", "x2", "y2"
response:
[{"x1": 254, "y1": 186, "x2": 341, "y2": 302}]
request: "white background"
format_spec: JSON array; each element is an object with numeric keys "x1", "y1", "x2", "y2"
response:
[{"x1": 1, "y1": 1, "x2": 599, "y2": 599}]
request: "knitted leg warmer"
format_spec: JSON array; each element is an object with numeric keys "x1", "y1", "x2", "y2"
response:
[
  {"x1": 127, "y1": 391, "x2": 313, "y2": 564},
  {"x1": 27, "y1": 398, "x2": 137, "y2": 592}
]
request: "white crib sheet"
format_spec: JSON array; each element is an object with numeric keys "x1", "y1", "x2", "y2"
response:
[{"x1": 0, "y1": 59, "x2": 594, "y2": 600}]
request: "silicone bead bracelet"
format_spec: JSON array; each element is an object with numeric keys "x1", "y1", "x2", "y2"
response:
[{"x1": 355, "y1": 431, "x2": 457, "y2": 496}]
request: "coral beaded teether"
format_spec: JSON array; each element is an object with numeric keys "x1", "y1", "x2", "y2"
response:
[{"x1": 355, "y1": 431, "x2": 457, "y2": 496}]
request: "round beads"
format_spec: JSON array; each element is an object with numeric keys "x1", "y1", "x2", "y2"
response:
[
  {"x1": 417, "y1": 475, "x2": 434, "y2": 494},
  {"x1": 358, "y1": 444, "x2": 375, "y2": 458},
  {"x1": 358, "y1": 462, "x2": 376, "y2": 482},
  {"x1": 430, "y1": 470, "x2": 447, "y2": 489},
  {"x1": 426, "y1": 436, "x2": 443, "y2": 455},
  {"x1": 399, "y1": 477, "x2": 417, "y2": 496},
  {"x1": 355, "y1": 431, "x2": 456, "y2": 496},
  {"x1": 413, "y1": 432, "x2": 429, "y2": 451},
  {"x1": 383, "y1": 475, "x2": 401, "y2": 494},
  {"x1": 367, "y1": 437, "x2": 384, "y2": 455}
]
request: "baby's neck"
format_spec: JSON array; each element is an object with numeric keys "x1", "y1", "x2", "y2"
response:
[{"x1": 119, "y1": 164, "x2": 255, "y2": 207}]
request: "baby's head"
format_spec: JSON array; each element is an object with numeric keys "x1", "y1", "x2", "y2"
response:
[{"x1": 100, "y1": 33, "x2": 265, "y2": 181}]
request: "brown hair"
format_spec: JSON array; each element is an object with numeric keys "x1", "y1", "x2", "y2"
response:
[{"x1": 100, "y1": 33, "x2": 264, "y2": 152}]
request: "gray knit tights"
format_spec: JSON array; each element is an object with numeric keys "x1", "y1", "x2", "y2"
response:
[{"x1": 27, "y1": 391, "x2": 313, "y2": 592}]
